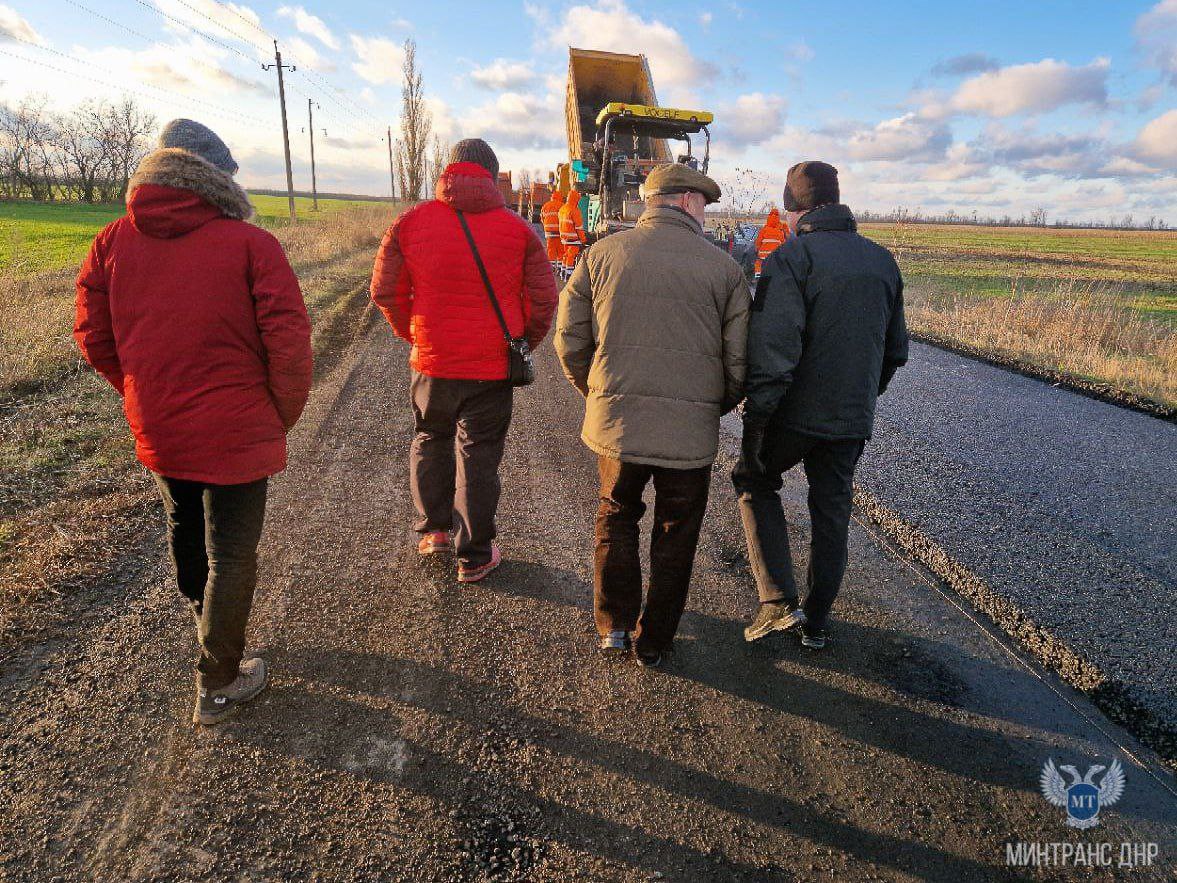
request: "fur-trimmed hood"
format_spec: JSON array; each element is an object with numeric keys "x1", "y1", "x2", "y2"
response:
[{"x1": 126, "y1": 148, "x2": 253, "y2": 238}]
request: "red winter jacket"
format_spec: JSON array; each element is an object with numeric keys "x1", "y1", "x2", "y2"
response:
[
  {"x1": 370, "y1": 162, "x2": 558, "y2": 380},
  {"x1": 74, "y1": 148, "x2": 313, "y2": 485}
]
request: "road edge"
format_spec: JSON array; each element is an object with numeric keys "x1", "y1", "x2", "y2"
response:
[
  {"x1": 910, "y1": 332, "x2": 1176, "y2": 424},
  {"x1": 852, "y1": 486, "x2": 1176, "y2": 769}
]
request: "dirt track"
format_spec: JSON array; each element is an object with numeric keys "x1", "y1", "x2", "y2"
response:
[{"x1": 1, "y1": 306, "x2": 1174, "y2": 882}]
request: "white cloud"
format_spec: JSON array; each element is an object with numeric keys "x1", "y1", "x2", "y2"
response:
[
  {"x1": 349, "y1": 34, "x2": 404, "y2": 85},
  {"x1": 463, "y1": 90, "x2": 563, "y2": 150},
  {"x1": 941, "y1": 58, "x2": 1109, "y2": 118},
  {"x1": 845, "y1": 113, "x2": 951, "y2": 162},
  {"x1": 277, "y1": 5, "x2": 339, "y2": 50},
  {"x1": 79, "y1": 39, "x2": 271, "y2": 98},
  {"x1": 720, "y1": 92, "x2": 785, "y2": 148},
  {"x1": 284, "y1": 35, "x2": 334, "y2": 72},
  {"x1": 923, "y1": 143, "x2": 990, "y2": 181},
  {"x1": 1135, "y1": 0, "x2": 1177, "y2": 85},
  {"x1": 470, "y1": 58, "x2": 534, "y2": 91},
  {"x1": 1132, "y1": 108, "x2": 1177, "y2": 169},
  {"x1": 154, "y1": 0, "x2": 270, "y2": 56},
  {"x1": 699, "y1": 11, "x2": 713, "y2": 28},
  {"x1": 546, "y1": 0, "x2": 716, "y2": 90},
  {"x1": 0, "y1": 4, "x2": 44, "y2": 45},
  {"x1": 787, "y1": 41, "x2": 815, "y2": 64}
]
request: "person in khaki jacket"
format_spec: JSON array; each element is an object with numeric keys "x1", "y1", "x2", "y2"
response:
[{"x1": 556, "y1": 164, "x2": 750, "y2": 667}]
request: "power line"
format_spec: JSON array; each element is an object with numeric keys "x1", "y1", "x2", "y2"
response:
[
  {"x1": 125, "y1": 0, "x2": 377, "y2": 139},
  {"x1": 0, "y1": 46, "x2": 266, "y2": 128},
  {"x1": 208, "y1": 0, "x2": 272, "y2": 39},
  {"x1": 130, "y1": 0, "x2": 257, "y2": 65},
  {"x1": 59, "y1": 0, "x2": 158, "y2": 45},
  {"x1": 167, "y1": 0, "x2": 269, "y2": 53}
]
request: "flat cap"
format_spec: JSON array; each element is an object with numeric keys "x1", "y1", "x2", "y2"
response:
[{"x1": 643, "y1": 163, "x2": 722, "y2": 204}]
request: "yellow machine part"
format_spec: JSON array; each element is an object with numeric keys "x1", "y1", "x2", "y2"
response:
[{"x1": 595, "y1": 103, "x2": 714, "y2": 126}]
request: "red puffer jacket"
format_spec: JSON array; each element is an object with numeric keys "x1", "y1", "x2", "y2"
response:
[
  {"x1": 74, "y1": 148, "x2": 313, "y2": 485},
  {"x1": 370, "y1": 162, "x2": 558, "y2": 380}
]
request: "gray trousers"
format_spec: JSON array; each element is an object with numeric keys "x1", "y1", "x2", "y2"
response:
[
  {"x1": 410, "y1": 371, "x2": 513, "y2": 567},
  {"x1": 732, "y1": 428, "x2": 865, "y2": 630}
]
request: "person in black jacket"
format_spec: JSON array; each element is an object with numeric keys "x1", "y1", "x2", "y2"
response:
[{"x1": 735, "y1": 161, "x2": 908, "y2": 650}]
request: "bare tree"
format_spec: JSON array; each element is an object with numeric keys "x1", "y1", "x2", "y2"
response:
[
  {"x1": 517, "y1": 168, "x2": 532, "y2": 215},
  {"x1": 0, "y1": 96, "x2": 57, "y2": 200},
  {"x1": 427, "y1": 134, "x2": 449, "y2": 191},
  {"x1": 93, "y1": 97, "x2": 155, "y2": 201},
  {"x1": 720, "y1": 166, "x2": 772, "y2": 220},
  {"x1": 396, "y1": 38, "x2": 431, "y2": 200},
  {"x1": 53, "y1": 101, "x2": 108, "y2": 203}
]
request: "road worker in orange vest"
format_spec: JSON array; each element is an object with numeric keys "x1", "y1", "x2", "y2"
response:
[
  {"x1": 540, "y1": 189, "x2": 565, "y2": 272},
  {"x1": 558, "y1": 188, "x2": 587, "y2": 279},
  {"x1": 754, "y1": 208, "x2": 789, "y2": 277}
]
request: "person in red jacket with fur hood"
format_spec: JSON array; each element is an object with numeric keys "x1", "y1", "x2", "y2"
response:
[
  {"x1": 74, "y1": 119, "x2": 312, "y2": 726},
  {"x1": 371, "y1": 139, "x2": 557, "y2": 582}
]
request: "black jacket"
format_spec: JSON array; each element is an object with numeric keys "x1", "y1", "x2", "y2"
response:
[{"x1": 743, "y1": 204, "x2": 908, "y2": 439}]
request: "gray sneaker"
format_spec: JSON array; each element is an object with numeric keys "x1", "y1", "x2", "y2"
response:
[
  {"x1": 800, "y1": 628, "x2": 828, "y2": 651},
  {"x1": 193, "y1": 657, "x2": 268, "y2": 726},
  {"x1": 598, "y1": 630, "x2": 632, "y2": 655},
  {"x1": 744, "y1": 601, "x2": 806, "y2": 642}
]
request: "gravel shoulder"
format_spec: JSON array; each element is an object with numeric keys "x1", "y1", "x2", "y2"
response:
[{"x1": 1, "y1": 314, "x2": 1173, "y2": 882}]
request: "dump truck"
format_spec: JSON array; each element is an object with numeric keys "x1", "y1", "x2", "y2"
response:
[{"x1": 563, "y1": 48, "x2": 714, "y2": 239}]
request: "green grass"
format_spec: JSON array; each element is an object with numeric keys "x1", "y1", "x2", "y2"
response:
[
  {"x1": 0, "y1": 193, "x2": 390, "y2": 274},
  {"x1": 859, "y1": 222, "x2": 1177, "y2": 320},
  {"x1": 0, "y1": 202, "x2": 124, "y2": 273}
]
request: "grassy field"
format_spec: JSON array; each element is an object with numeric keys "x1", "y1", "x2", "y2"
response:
[
  {"x1": 859, "y1": 222, "x2": 1177, "y2": 320},
  {"x1": 0, "y1": 194, "x2": 393, "y2": 274}
]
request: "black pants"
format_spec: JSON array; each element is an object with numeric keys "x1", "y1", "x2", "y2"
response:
[
  {"x1": 155, "y1": 474, "x2": 268, "y2": 690},
  {"x1": 594, "y1": 456, "x2": 712, "y2": 653},
  {"x1": 410, "y1": 371, "x2": 513, "y2": 568},
  {"x1": 732, "y1": 429, "x2": 865, "y2": 631}
]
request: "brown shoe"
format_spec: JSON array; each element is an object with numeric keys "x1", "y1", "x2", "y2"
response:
[{"x1": 193, "y1": 657, "x2": 268, "y2": 726}]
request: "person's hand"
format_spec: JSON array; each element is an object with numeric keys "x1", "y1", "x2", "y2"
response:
[{"x1": 740, "y1": 422, "x2": 768, "y2": 476}]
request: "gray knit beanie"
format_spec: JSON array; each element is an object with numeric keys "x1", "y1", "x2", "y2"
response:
[
  {"x1": 448, "y1": 138, "x2": 499, "y2": 178},
  {"x1": 159, "y1": 119, "x2": 238, "y2": 175}
]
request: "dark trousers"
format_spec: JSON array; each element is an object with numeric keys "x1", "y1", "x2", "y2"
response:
[
  {"x1": 410, "y1": 371, "x2": 513, "y2": 568},
  {"x1": 155, "y1": 474, "x2": 268, "y2": 690},
  {"x1": 732, "y1": 429, "x2": 865, "y2": 631},
  {"x1": 594, "y1": 456, "x2": 712, "y2": 653}
]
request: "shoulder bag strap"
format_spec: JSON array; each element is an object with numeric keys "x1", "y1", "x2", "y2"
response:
[{"x1": 455, "y1": 209, "x2": 512, "y2": 343}]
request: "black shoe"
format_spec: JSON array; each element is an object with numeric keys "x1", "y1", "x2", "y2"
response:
[
  {"x1": 635, "y1": 647, "x2": 663, "y2": 668},
  {"x1": 598, "y1": 630, "x2": 632, "y2": 655},
  {"x1": 744, "y1": 600, "x2": 806, "y2": 642},
  {"x1": 800, "y1": 627, "x2": 828, "y2": 651}
]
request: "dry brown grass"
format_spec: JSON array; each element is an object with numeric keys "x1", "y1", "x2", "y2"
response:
[{"x1": 907, "y1": 278, "x2": 1177, "y2": 408}]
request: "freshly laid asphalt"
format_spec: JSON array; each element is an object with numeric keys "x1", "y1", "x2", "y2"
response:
[{"x1": 858, "y1": 342, "x2": 1176, "y2": 746}]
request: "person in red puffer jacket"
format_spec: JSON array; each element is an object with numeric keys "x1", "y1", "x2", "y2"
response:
[
  {"x1": 371, "y1": 138, "x2": 557, "y2": 583},
  {"x1": 74, "y1": 119, "x2": 312, "y2": 726}
]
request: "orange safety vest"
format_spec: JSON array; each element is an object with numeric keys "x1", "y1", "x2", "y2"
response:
[
  {"x1": 558, "y1": 192, "x2": 586, "y2": 246},
  {"x1": 755, "y1": 224, "x2": 784, "y2": 260},
  {"x1": 540, "y1": 196, "x2": 563, "y2": 239}
]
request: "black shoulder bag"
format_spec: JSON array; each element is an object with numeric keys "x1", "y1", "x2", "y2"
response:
[{"x1": 455, "y1": 209, "x2": 535, "y2": 387}]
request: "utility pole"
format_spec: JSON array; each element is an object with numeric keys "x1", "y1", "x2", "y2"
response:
[
  {"x1": 307, "y1": 98, "x2": 319, "y2": 211},
  {"x1": 386, "y1": 126, "x2": 396, "y2": 200},
  {"x1": 262, "y1": 40, "x2": 297, "y2": 223}
]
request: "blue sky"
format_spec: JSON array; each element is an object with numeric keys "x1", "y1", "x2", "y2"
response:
[{"x1": 1, "y1": 0, "x2": 1174, "y2": 221}]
